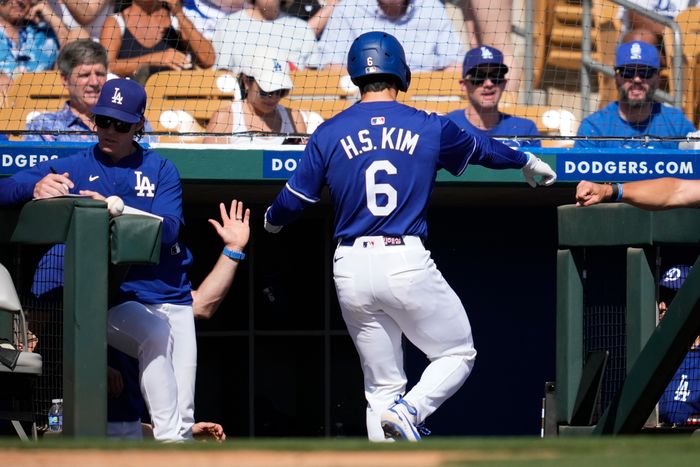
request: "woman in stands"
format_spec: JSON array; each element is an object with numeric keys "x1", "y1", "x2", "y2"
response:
[
  {"x1": 204, "y1": 48, "x2": 308, "y2": 144},
  {"x1": 100, "y1": 0, "x2": 215, "y2": 81}
]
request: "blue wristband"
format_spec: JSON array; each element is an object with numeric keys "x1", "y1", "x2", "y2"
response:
[{"x1": 223, "y1": 247, "x2": 245, "y2": 261}]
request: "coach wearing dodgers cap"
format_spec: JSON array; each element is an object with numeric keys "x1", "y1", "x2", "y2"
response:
[
  {"x1": 0, "y1": 78, "x2": 200, "y2": 442},
  {"x1": 575, "y1": 40, "x2": 695, "y2": 149}
]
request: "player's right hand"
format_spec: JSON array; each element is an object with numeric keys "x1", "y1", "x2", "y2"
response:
[
  {"x1": 522, "y1": 152, "x2": 557, "y2": 187},
  {"x1": 264, "y1": 206, "x2": 282, "y2": 233},
  {"x1": 33, "y1": 172, "x2": 74, "y2": 199}
]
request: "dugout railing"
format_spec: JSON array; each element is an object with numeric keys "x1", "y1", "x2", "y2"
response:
[
  {"x1": 556, "y1": 204, "x2": 700, "y2": 435},
  {"x1": 0, "y1": 198, "x2": 162, "y2": 438}
]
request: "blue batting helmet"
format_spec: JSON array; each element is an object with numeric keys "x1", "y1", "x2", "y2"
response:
[{"x1": 347, "y1": 31, "x2": 411, "y2": 92}]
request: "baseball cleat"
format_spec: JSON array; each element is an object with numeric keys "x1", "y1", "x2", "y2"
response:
[{"x1": 380, "y1": 396, "x2": 421, "y2": 442}]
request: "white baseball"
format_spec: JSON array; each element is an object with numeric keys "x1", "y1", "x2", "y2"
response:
[{"x1": 106, "y1": 195, "x2": 124, "y2": 217}]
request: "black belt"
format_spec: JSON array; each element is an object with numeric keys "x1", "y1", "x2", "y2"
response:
[{"x1": 339, "y1": 236, "x2": 405, "y2": 247}]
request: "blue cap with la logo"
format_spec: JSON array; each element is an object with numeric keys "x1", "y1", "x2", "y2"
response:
[{"x1": 91, "y1": 78, "x2": 147, "y2": 124}]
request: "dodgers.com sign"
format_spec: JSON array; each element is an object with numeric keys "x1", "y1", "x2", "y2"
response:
[
  {"x1": 263, "y1": 151, "x2": 303, "y2": 179},
  {"x1": 556, "y1": 149, "x2": 700, "y2": 181}
]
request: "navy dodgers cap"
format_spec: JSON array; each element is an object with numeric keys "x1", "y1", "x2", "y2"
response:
[
  {"x1": 615, "y1": 41, "x2": 660, "y2": 69},
  {"x1": 91, "y1": 79, "x2": 147, "y2": 124},
  {"x1": 462, "y1": 46, "x2": 509, "y2": 78},
  {"x1": 659, "y1": 265, "x2": 691, "y2": 290}
]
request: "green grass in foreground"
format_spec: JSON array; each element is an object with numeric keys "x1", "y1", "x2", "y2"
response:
[{"x1": 1, "y1": 435, "x2": 700, "y2": 466}]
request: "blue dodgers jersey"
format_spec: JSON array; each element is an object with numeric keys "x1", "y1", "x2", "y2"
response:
[
  {"x1": 659, "y1": 350, "x2": 700, "y2": 425},
  {"x1": 575, "y1": 102, "x2": 696, "y2": 149},
  {"x1": 446, "y1": 109, "x2": 542, "y2": 148},
  {"x1": 272, "y1": 101, "x2": 527, "y2": 240},
  {"x1": 0, "y1": 145, "x2": 192, "y2": 305}
]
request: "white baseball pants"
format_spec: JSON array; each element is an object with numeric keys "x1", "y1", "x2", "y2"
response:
[
  {"x1": 333, "y1": 236, "x2": 477, "y2": 442},
  {"x1": 107, "y1": 301, "x2": 197, "y2": 442}
]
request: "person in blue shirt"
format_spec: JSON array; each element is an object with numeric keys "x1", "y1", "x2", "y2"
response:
[
  {"x1": 0, "y1": 0, "x2": 74, "y2": 94},
  {"x1": 447, "y1": 46, "x2": 541, "y2": 148},
  {"x1": 264, "y1": 31, "x2": 557, "y2": 442},
  {"x1": 656, "y1": 265, "x2": 700, "y2": 426},
  {"x1": 575, "y1": 41, "x2": 696, "y2": 149},
  {"x1": 0, "y1": 79, "x2": 216, "y2": 442},
  {"x1": 24, "y1": 39, "x2": 156, "y2": 144}
]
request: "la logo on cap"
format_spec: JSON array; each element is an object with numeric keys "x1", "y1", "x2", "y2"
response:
[
  {"x1": 480, "y1": 46, "x2": 494, "y2": 60},
  {"x1": 111, "y1": 87, "x2": 123, "y2": 105},
  {"x1": 272, "y1": 59, "x2": 282, "y2": 72},
  {"x1": 630, "y1": 43, "x2": 642, "y2": 60}
]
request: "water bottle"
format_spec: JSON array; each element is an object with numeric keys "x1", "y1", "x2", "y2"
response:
[{"x1": 48, "y1": 398, "x2": 63, "y2": 433}]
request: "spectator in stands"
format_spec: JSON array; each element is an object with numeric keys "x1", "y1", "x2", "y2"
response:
[
  {"x1": 46, "y1": 0, "x2": 113, "y2": 41},
  {"x1": 212, "y1": 0, "x2": 317, "y2": 73},
  {"x1": 182, "y1": 0, "x2": 245, "y2": 41},
  {"x1": 620, "y1": 0, "x2": 691, "y2": 52},
  {"x1": 100, "y1": 0, "x2": 215, "y2": 82},
  {"x1": 656, "y1": 264, "x2": 700, "y2": 426},
  {"x1": 575, "y1": 41, "x2": 695, "y2": 149},
  {"x1": 458, "y1": 0, "x2": 520, "y2": 96},
  {"x1": 447, "y1": 46, "x2": 540, "y2": 148},
  {"x1": 0, "y1": 0, "x2": 75, "y2": 94},
  {"x1": 309, "y1": 0, "x2": 464, "y2": 72},
  {"x1": 204, "y1": 48, "x2": 307, "y2": 144},
  {"x1": 23, "y1": 40, "x2": 156, "y2": 143},
  {"x1": 282, "y1": 0, "x2": 337, "y2": 38}
]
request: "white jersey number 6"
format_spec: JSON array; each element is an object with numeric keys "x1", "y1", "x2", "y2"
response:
[{"x1": 365, "y1": 160, "x2": 397, "y2": 216}]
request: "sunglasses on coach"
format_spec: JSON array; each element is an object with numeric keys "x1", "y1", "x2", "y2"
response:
[
  {"x1": 93, "y1": 115, "x2": 133, "y2": 133},
  {"x1": 466, "y1": 72, "x2": 507, "y2": 86},
  {"x1": 615, "y1": 66, "x2": 658, "y2": 80}
]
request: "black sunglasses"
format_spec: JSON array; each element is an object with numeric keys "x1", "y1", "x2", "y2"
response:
[
  {"x1": 466, "y1": 73, "x2": 506, "y2": 86},
  {"x1": 94, "y1": 115, "x2": 133, "y2": 133},
  {"x1": 616, "y1": 66, "x2": 658, "y2": 80},
  {"x1": 245, "y1": 76, "x2": 289, "y2": 98},
  {"x1": 258, "y1": 88, "x2": 289, "y2": 98}
]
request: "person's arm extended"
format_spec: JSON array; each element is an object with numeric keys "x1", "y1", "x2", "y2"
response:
[
  {"x1": 164, "y1": 0, "x2": 215, "y2": 69},
  {"x1": 61, "y1": 0, "x2": 111, "y2": 26},
  {"x1": 28, "y1": 1, "x2": 72, "y2": 47},
  {"x1": 192, "y1": 200, "x2": 250, "y2": 319},
  {"x1": 576, "y1": 178, "x2": 700, "y2": 210}
]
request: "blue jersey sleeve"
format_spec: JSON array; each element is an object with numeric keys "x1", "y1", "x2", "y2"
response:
[
  {"x1": 0, "y1": 158, "x2": 77, "y2": 206},
  {"x1": 151, "y1": 159, "x2": 185, "y2": 245},
  {"x1": 438, "y1": 118, "x2": 527, "y2": 175},
  {"x1": 267, "y1": 135, "x2": 324, "y2": 226}
]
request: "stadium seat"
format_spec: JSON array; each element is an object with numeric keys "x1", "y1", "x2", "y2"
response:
[
  {"x1": 0, "y1": 262, "x2": 43, "y2": 441},
  {"x1": 289, "y1": 69, "x2": 359, "y2": 100},
  {"x1": 664, "y1": 7, "x2": 700, "y2": 125},
  {"x1": 280, "y1": 98, "x2": 355, "y2": 121},
  {"x1": 499, "y1": 103, "x2": 579, "y2": 147},
  {"x1": 144, "y1": 69, "x2": 240, "y2": 137},
  {"x1": 0, "y1": 72, "x2": 67, "y2": 138},
  {"x1": 535, "y1": 0, "x2": 621, "y2": 100}
]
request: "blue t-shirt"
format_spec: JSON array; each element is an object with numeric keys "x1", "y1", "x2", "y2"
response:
[
  {"x1": 575, "y1": 102, "x2": 696, "y2": 149},
  {"x1": 446, "y1": 109, "x2": 541, "y2": 148},
  {"x1": 0, "y1": 144, "x2": 193, "y2": 305},
  {"x1": 0, "y1": 22, "x2": 59, "y2": 76},
  {"x1": 267, "y1": 101, "x2": 527, "y2": 240},
  {"x1": 659, "y1": 350, "x2": 700, "y2": 425}
]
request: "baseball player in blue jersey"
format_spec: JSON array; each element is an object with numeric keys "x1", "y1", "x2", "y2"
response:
[
  {"x1": 264, "y1": 31, "x2": 557, "y2": 442},
  {"x1": 656, "y1": 265, "x2": 700, "y2": 426},
  {"x1": 0, "y1": 79, "x2": 220, "y2": 441}
]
